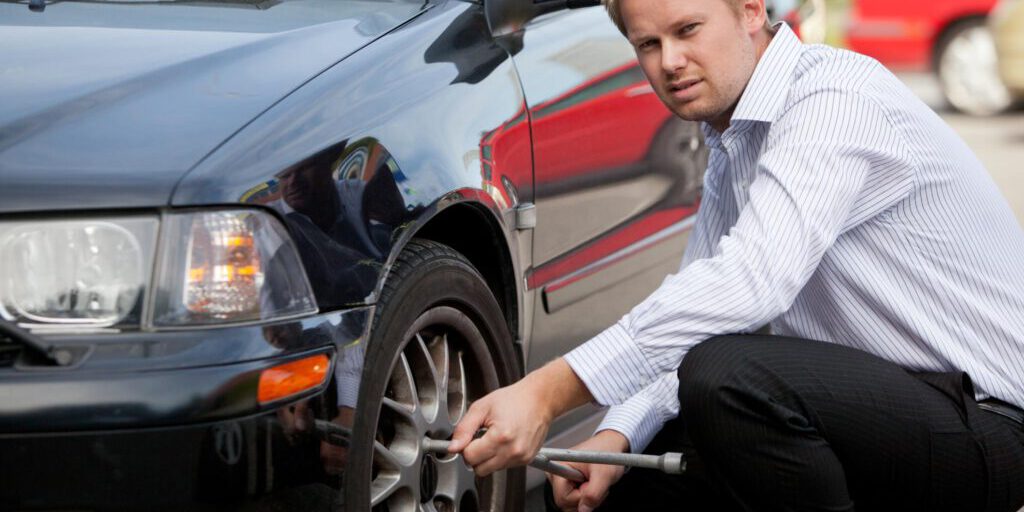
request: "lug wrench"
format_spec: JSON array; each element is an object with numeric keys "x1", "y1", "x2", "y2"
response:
[
  {"x1": 315, "y1": 420, "x2": 685, "y2": 483},
  {"x1": 421, "y1": 437, "x2": 686, "y2": 483}
]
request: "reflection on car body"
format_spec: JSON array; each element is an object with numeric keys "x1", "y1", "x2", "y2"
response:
[{"x1": 0, "y1": 0, "x2": 708, "y2": 509}]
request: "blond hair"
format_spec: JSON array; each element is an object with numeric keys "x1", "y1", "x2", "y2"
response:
[
  {"x1": 602, "y1": 0, "x2": 628, "y2": 36},
  {"x1": 603, "y1": 0, "x2": 757, "y2": 36}
]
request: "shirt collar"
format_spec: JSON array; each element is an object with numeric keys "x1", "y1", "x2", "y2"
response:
[
  {"x1": 701, "y1": 122, "x2": 724, "y2": 151},
  {"x1": 729, "y1": 22, "x2": 804, "y2": 125}
]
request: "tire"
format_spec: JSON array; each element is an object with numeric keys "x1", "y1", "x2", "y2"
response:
[
  {"x1": 649, "y1": 117, "x2": 709, "y2": 205},
  {"x1": 936, "y1": 18, "x2": 1013, "y2": 116},
  {"x1": 345, "y1": 239, "x2": 524, "y2": 512}
]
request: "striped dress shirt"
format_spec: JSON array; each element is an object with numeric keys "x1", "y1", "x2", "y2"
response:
[{"x1": 563, "y1": 23, "x2": 1024, "y2": 453}]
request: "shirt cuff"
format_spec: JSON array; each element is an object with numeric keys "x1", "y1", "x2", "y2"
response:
[
  {"x1": 595, "y1": 397, "x2": 664, "y2": 454},
  {"x1": 564, "y1": 321, "x2": 659, "y2": 406},
  {"x1": 336, "y1": 372, "x2": 361, "y2": 409}
]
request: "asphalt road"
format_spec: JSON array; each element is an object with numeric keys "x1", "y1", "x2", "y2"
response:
[{"x1": 524, "y1": 72, "x2": 1024, "y2": 512}]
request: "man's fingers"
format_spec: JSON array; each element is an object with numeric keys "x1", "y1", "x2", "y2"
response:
[
  {"x1": 578, "y1": 482, "x2": 608, "y2": 512},
  {"x1": 560, "y1": 489, "x2": 582, "y2": 512},
  {"x1": 293, "y1": 401, "x2": 311, "y2": 430},
  {"x1": 578, "y1": 465, "x2": 617, "y2": 512},
  {"x1": 449, "y1": 402, "x2": 487, "y2": 453},
  {"x1": 470, "y1": 457, "x2": 508, "y2": 477},
  {"x1": 462, "y1": 429, "x2": 504, "y2": 470},
  {"x1": 466, "y1": 431, "x2": 519, "y2": 476},
  {"x1": 551, "y1": 478, "x2": 582, "y2": 511},
  {"x1": 549, "y1": 462, "x2": 590, "y2": 511},
  {"x1": 549, "y1": 474, "x2": 582, "y2": 511}
]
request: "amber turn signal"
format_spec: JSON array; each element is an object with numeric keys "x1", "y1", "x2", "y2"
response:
[{"x1": 258, "y1": 354, "x2": 331, "y2": 404}]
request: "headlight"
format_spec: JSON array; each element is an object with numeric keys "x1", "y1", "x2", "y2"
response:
[
  {"x1": 152, "y1": 210, "x2": 316, "y2": 327},
  {"x1": 0, "y1": 209, "x2": 317, "y2": 333},
  {"x1": 0, "y1": 217, "x2": 158, "y2": 329}
]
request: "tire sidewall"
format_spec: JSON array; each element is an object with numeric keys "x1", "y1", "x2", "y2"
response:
[{"x1": 345, "y1": 240, "x2": 523, "y2": 511}]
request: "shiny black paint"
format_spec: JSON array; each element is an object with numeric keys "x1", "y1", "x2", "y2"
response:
[
  {"x1": 0, "y1": 307, "x2": 367, "y2": 510},
  {"x1": 1, "y1": 308, "x2": 367, "y2": 432},
  {"x1": 1, "y1": 412, "x2": 345, "y2": 511},
  {"x1": 2, "y1": 0, "x2": 534, "y2": 508},
  {"x1": 0, "y1": 0, "x2": 424, "y2": 212},
  {"x1": 173, "y1": 1, "x2": 533, "y2": 310},
  {"x1": 0, "y1": 0, "x2": 707, "y2": 507}
]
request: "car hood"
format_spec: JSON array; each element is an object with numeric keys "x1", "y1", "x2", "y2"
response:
[{"x1": 0, "y1": 0, "x2": 424, "y2": 213}]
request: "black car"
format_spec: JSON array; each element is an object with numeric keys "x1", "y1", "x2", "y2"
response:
[{"x1": 0, "y1": 0, "x2": 707, "y2": 509}]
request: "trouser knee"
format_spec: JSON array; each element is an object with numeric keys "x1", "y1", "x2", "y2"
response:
[{"x1": 677, "y1": 335, "x2": 766, "y2": 428}]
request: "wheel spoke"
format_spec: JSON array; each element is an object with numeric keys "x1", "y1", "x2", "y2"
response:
[
  {"x1": 431, "y1": 333, "x2": 451, "y2": 399},
  {"x1": 382, "y1": 396, "x2": 416, "y2": 423},
  {"x1": 415, "y1": 333, "x2": 444, "y2": 405},
  {"x1": 449, "y1": 349, "x2": 468, "y2": 424},
  {"x1": 389, "y1": 352, "x2": 419, "y2": 409},
  {"x1": 435, "y1": 452, "x2": 479, "y2": 511},
  {"x1": 373, "y1": 439, "x2": 403, "y2": 471},
  {"x1": 370, "y1": 473, "x2": 401, "y2": 507}
]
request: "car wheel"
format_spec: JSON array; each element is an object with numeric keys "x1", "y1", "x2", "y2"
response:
[
  {"x1": 936, "y1": 18, "x2": 1013, "y2": 116},
  {"x1": 346, "y1": 239, "x2": 524, "y2": 512},
  {"x1": 650, "y1": 117, "x2": 708, "y2": 205}
]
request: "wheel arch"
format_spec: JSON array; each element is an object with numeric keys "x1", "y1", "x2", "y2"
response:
[
  {"x1": 414, "y1": 201, "x2": 520, "y2": 343},
  {"x1": 378, "y1": 190, "x2": 524, "y2": 365}
]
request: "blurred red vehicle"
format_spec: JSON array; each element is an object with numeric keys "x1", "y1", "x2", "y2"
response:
[
  {"x1": 481, "y1": 61, "x2": 706, "y2": 205},
  {"x1": 846, "y1": 0, "x2": 1015, "y2": 115}
]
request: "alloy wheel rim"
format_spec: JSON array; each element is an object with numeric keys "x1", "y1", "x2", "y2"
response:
[{"x1": 370, "y1": 310, "x2": 501, "y2": 512}]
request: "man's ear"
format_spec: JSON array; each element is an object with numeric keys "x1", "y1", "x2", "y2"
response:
[{"x1": 740, "y1": 0, "x2": 768, "y2": 34}]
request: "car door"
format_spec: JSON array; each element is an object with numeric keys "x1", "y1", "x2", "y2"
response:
[{"x1": 512, "y1": 6, "x2": 707, "y2": 373}]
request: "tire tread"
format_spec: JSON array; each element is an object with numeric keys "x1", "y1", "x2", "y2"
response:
[{"x1": 372, "y1": 238, "x2": 482, "y2": 330}]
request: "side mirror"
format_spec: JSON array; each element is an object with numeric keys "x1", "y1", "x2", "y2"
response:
[{"x1": 485, "y1": 0, "x2": 602, "y2": 37}]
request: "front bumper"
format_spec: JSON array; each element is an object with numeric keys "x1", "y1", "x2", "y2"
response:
[
  {"x1": 0, "y1": 307, "x2": 370, "y2": 511},
  {"x1": 3, "y1": 414, "x2": 342, "y2": 511}
]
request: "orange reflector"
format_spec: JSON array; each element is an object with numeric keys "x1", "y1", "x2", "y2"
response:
[{"x1": 258, "y1": 354, "x2": 331, "y2": 404}]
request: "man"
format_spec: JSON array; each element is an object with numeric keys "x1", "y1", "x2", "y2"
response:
[{"x1": 449, "y1": 0, "x2": 1024, "y2": 509}]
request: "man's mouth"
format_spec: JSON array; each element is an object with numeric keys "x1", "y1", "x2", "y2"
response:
[
  {"x1": 284, "y1": 188, "x2": 307, "y2": 204},
  {"x1": 668, "y1": 78, "x2": 703, "y2": 99}
]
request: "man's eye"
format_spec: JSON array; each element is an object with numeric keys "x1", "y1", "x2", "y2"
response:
[
  {"x1": 636, "y1": 40, "x2": 656, "y2": 50},
  {"x1": 680, "y1": 23, "x2": 700, "y2": 35}
]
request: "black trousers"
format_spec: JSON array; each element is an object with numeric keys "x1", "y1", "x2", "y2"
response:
[{"x1": 548, "y1": 335, "x2": 1024, "y2": 512}]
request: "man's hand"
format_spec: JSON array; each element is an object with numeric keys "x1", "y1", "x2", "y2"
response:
[
  {"x1": 450, "y1": 379, "x2": 552, "y2": 476},
  {"x1": 320, "y1": 406, "x2": 355, "y2": 476},
  {"x1": 449, "y1": 358, "x2": 593, "y2": 476},
  {"x1": 549, "y1": 430, "x2": 629, "y2": 512},
  {"x1": 277, "y1": 399, "x2": 314, "y2": 444}
]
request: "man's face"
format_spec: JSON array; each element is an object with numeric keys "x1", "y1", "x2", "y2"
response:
[
  {"x1": 621, "y1": 0, "x2": 764, "y2": 131},
  {"x1": 279, "y1": 163, "x2": 334, "y2": 215}
]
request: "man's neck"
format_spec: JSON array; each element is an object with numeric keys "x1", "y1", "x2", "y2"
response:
[{"x1": 707, "y1": 27, "x2": 777, "y2": 135}]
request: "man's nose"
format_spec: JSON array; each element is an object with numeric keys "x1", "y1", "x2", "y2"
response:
[{"x1": 660, "y1": 40, "x2": 688, "y2": 76}]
